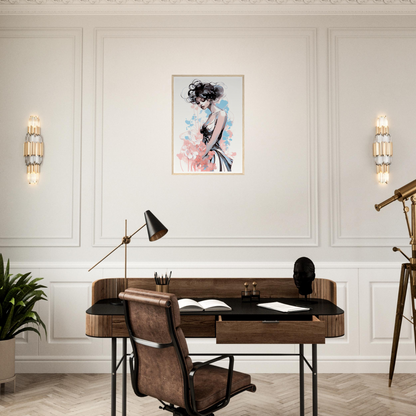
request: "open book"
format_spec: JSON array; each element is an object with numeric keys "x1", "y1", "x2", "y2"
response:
[
  {"x1": 257, "y1": 301, "x2": 310, "y2": 313},
  {"x1": 178, "y1": 299, "x2": 232, "y2": 312}
]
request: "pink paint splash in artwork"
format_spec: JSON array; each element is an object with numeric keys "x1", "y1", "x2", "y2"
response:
[{"x1": 177, "y1": 104, "x2": 235, "y2": 172}]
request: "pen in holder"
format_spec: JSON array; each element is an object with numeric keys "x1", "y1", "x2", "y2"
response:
[{"x1": 154, "y1": 271, "x2": 172, "y2": 293}]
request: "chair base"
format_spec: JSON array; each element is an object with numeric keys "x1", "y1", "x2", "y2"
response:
[{"x1": 159, "y1": 402, "x2": 214, "y2": 416}]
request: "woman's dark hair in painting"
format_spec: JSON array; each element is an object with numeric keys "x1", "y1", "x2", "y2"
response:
[
  {"x1": 186, "y1": 79, "x2": 224, "y2": 104},
  {"x1": 293, "y1": 257, "x2": 316, "y2": 296}
]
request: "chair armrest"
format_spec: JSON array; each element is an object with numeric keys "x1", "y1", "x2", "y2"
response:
[{"x1": 188, "y1": 355, "x2": 234, "y2": 415}]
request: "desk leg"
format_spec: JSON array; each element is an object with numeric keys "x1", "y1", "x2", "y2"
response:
[
  {"x1": 122, "y1": 338, "x2": 127, "y2": 416},
  {"x1": 299, "y1": 344, "x2": 304, "y2": 416},
  {"x1": 111, "y1": 338, "x2": 117, "y2": 416},
  {"x1": 312, "y1": 344, "x2": 318, "y2": 416}
]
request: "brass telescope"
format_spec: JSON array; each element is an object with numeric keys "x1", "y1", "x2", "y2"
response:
[
  {"x1": 375, "y1": 178, "x2": 416, "y2": 387},
  {"x1": 375, "y1": 178, "x2": 416, "y2": 211}
]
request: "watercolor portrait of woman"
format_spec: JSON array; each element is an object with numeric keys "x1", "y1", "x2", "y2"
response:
[{"x1": 172, "y1": 76, "x2": 244, "y2": 174}]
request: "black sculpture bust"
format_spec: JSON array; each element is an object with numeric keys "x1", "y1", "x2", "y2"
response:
[{"x1": 293, "y1": 257, "x2": 315, "y2": 296}]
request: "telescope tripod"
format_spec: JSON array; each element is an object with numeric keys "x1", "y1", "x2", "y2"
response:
[
  {"x1": 388, "y1": 262, "x2": 416, "y2": 387},
  {"x1": 376, "y1": 182, "x2": 416, "y2": 386}
]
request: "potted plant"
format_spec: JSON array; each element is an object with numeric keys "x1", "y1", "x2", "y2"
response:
[{"x1": 0, "y1": 253, "x2": 47, "y2": 386}]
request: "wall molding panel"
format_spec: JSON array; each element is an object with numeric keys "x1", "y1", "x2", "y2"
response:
[
  {"x1": 93, "y1": 28, "x2": 318, "y2": 248},
  {"x1": 329, "y1": 28, "x2": 416, "y2": 247},
  {"x1": 0, "y1": 28, "x2": 82, "y2": 247}
]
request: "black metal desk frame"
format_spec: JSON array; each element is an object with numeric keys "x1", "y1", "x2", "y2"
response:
[
  {"x1": 87, "y1": 296, "x2": 342, "y2": 416},
  {"x1": 111, "y1": 341, "x2": 317, "y2": 416}
]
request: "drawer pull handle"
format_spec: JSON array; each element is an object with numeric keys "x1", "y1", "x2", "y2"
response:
[{"x1": 262, "y1": 320, "x2": 280, "y2": 323}]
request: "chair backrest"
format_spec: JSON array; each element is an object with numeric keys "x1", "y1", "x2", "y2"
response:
[{"x1": 119, "y1": 288, "x2": 193, "y2": 409}]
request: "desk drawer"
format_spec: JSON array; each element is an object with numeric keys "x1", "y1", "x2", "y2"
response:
[
  {"x1": 181, "y1": 315, "x2": 216, "y2": 338},
  {"x1": 216, "y1": 316, "x2": 325, "y2": 344}
]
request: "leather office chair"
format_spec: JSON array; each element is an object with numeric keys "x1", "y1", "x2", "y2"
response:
[{"x1": 119, "y1": 288, "x2": 256, "y2": 416}]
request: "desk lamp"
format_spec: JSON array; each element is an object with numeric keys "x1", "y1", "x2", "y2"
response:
[{"x1": 88, "y1": 210, "x2": 168, "y2": 302}]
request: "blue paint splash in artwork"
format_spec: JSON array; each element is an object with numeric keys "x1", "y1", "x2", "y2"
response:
[{"x1": 182, "y1": 98, "x2": 234, "y2": 150}]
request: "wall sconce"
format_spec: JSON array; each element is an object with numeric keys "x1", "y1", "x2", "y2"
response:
[
  {"x1": 373, "y1": 115, "x2": 392, "y2": 184},
  {"x1": 24, "y1": 116, "x2": 44, "y2": 185}
]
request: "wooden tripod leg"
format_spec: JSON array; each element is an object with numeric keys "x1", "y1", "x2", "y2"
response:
[
  {"x1": 389, "y1": 264, "x2": 409, "y2": 387},
  {"x1": 410, "y1": 269, "x2": 416, "y2": 355}
]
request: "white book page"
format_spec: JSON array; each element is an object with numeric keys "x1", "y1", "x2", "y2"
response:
[
  {"x1": 178, "y1": 299, "x2": 203, "y2": 310},
  {"x1": 257, "y1": 301, "x2": 310, "y2": 313},
  {"x1": 198, "y1": 299, "x2": 231, "y2": 310}
]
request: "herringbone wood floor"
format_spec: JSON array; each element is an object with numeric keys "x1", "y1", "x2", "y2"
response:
[{"x1": 1, "y1": 373, "x2": 416, "y2": 415}]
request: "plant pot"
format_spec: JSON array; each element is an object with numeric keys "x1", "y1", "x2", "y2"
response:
[{"x1": 0, "y1": 338, "x2": 15, "y2": 383}]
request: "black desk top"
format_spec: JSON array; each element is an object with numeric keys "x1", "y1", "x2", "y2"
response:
[{"x1": 87, "y1": 298, "x2": 343, "y2": 318}]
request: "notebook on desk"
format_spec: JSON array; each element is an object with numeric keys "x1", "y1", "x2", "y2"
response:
[
  {"x1": 257, "y1": 301, "x2": 310, "y2": 313},
  {"x1": 178, "y1": 298, "x2": 232, "y2": 312}
]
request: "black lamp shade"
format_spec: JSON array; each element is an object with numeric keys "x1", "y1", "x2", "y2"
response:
[{"x1": 144, "y1": 210, "x2": 168, "y2": 242}]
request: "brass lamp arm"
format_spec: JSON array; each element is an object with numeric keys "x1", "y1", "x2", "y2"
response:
[
  {"x1": 128, "y1": 223, "x2": 146, "y2": 240},
  {"x1": 88, "y1": 241, "x2": 125, "y2": 272},
  {"x1": 88, "y1": 223, "x2": 147, "y2": 273}
]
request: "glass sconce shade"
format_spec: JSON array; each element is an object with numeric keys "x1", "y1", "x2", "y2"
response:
[
  {"x1": 24, "y1": 116, "x2": 43, "y2": 185},
  {"x1": 373, "y1": 116, "x2": 392, "y2": 184}
]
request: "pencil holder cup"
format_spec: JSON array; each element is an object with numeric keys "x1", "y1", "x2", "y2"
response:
[{"x1": 156, "y1": 285, "x2": 169, "y2": 293}]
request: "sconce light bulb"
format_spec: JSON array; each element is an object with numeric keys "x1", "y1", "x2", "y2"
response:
[
  {"x1": 377, "y1": 171, "x2": 389, "y2": 185},
  {"x1": 27, "y1": 171, "x2": 39, "y2": 185}
]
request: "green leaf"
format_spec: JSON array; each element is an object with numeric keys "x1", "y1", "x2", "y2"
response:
[
  {"x1": 0, "y1": 256, "x2": 48, "y2": 340},
  {"x1": 4, "y1": 288, "x2": 20, "y2": 305},
  {"x1": 0, "y1": 301, "x2": 15, "y2": 339},
  {"x1": 0, "y1": 254, "x2": 4, "y2": 286},
  {"x1": 33, "y1": 311, "x2": 47, "y2": 337},
  {"x1": 11, "y1": 273, "x2": 32, "y2": 288},
  {"x1": 12, "y1": 326, "x2": 42, "y2": 338}
]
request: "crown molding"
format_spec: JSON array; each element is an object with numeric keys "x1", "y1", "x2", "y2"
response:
[
  {"x1": 1, "y1": 1, "x2": 416, "y2": 16},
  {"x1": 1, "y1": 0, "x2": 416, "y2": 4}
]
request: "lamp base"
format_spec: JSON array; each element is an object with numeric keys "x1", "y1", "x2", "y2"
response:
[{"x1": 108, "y1": 298, "x2": 123, "y2": 306}]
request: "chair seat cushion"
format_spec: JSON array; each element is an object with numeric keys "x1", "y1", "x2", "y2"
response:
[{"x1": 192, "y1": 364, "x2": 254, "y2": 412}]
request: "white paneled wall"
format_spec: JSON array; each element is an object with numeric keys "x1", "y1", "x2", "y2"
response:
[
  {"x1": 94, "y1": 28, "x2": 318, "y2": 248},
  {"x1": 1, "y1": 12, "x2": 416, "y2": 374},
  {"x1": 329, "y1": 28, "x2": 416, "y2": 247},
  {"x1": 0, "y1": 29, "x2": 82, "y2": 247}
]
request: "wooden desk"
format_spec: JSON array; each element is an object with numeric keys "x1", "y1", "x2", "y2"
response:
[{"x1": 86, "y1": 278, "x2": 344, "y2": 416}]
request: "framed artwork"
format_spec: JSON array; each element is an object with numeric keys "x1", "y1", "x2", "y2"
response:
[{"x1": 172, "y1": 75, "x2": 244, "y2": 174}]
